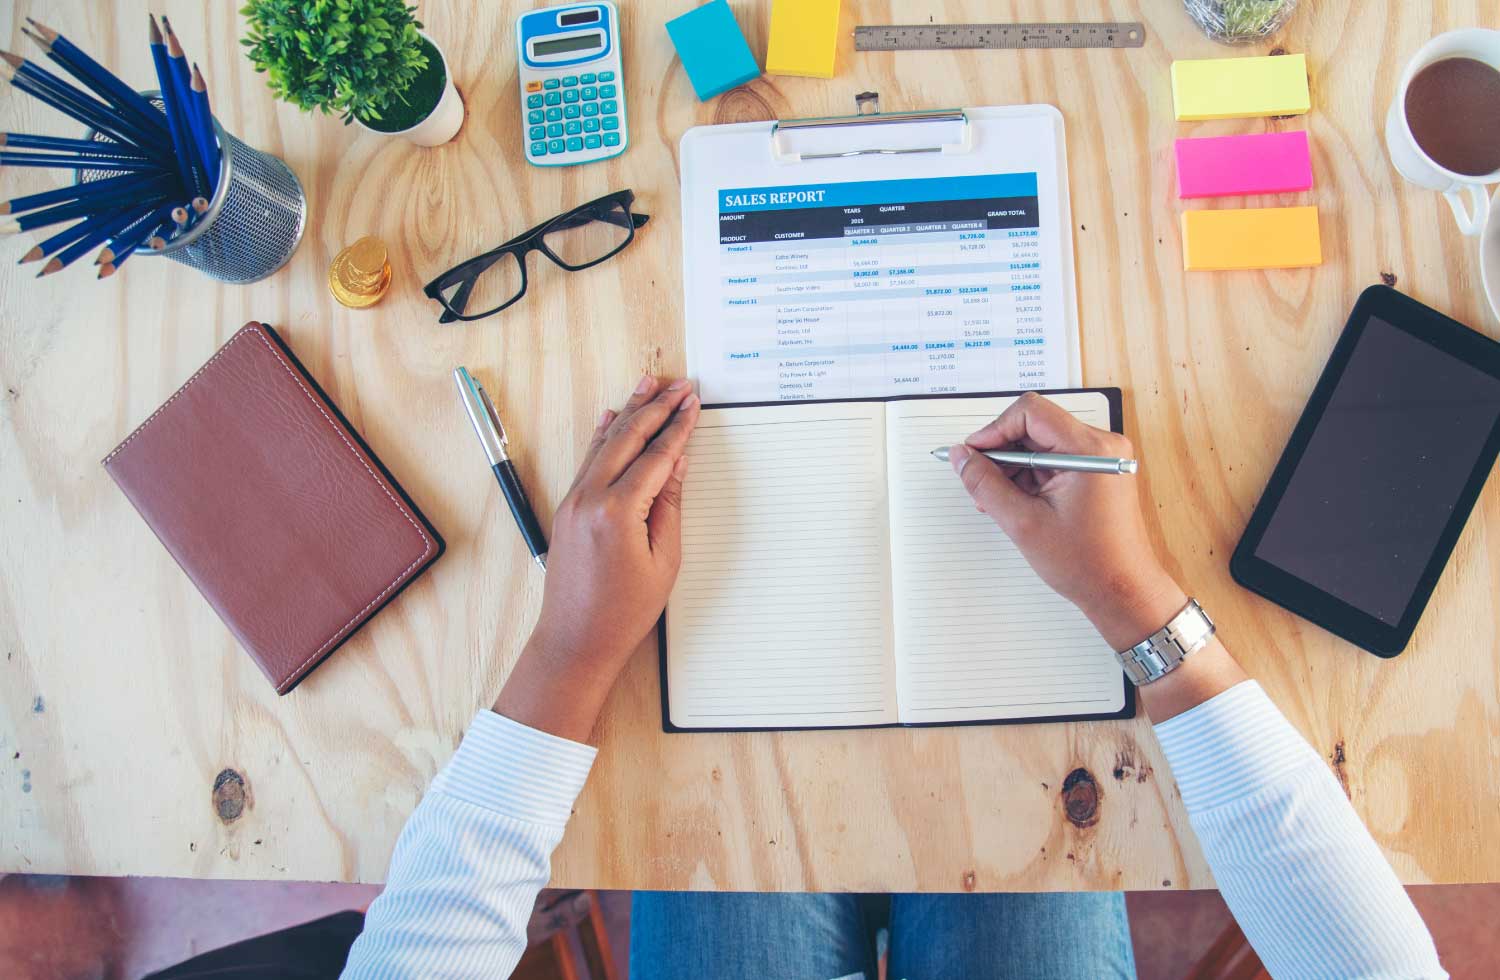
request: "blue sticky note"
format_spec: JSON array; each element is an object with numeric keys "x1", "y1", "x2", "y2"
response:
[{"x1": 666, "y1": 0, "x2": 761, "y2": 101}]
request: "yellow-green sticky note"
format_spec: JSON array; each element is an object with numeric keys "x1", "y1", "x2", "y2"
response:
[
  {"x1": 1172, "y1": 54, "x2": 1310, "y2": 120},
  {"x1": 766, "y1": 0, "x2": 840, "y2": 79},
  {"x1": 1182, "y1": 206, "x2": 1322, "y2": 271}
]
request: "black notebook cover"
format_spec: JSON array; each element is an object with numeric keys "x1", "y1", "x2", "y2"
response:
[{"x1": 659, "y1": 387, "x2": 1134, "y2": 733}]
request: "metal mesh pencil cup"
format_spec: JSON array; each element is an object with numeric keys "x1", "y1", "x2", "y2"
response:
[
  {"x1": 82, "y1": 96, "x2": 307, "y2": 284},
  {"x1": 153, "y1": 124, "x2": 308, "y2": 284}
]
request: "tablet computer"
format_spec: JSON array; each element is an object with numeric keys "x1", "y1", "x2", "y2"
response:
[{"x1": 1231, "y1": 285, "x2": 1500, "y2": 656}]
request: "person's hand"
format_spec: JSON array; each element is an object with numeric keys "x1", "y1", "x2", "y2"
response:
[
  {"x1": 949, "y1": 392, "x2": 1187, "y2": 650},
  {"x1": 495, "y1": 375, "x2": 700, "y2": 741}
]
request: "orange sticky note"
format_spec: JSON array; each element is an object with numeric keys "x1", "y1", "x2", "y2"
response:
[{"x1": 1181, "y1": 206, "x2": 1321, "y2": 271}]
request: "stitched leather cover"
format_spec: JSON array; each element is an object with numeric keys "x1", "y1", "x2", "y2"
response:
[{"x1": 103, "y1": 322, "x2": 444, "y2": 694}]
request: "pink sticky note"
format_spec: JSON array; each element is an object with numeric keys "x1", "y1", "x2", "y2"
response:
[{"x1": 1174, "y1": 131, "x2": 1313, "y2": 199}]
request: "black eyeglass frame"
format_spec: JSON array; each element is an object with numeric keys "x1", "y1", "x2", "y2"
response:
[{"x1": 424, "y1": 189, "x2": 649, "y2": 323}]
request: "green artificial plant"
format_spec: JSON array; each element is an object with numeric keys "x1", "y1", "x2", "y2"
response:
[{"x1": 241, "y1": 0, "x2": 441, "y2": 128}]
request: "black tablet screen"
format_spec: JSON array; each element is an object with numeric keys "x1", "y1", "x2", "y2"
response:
[{"x1": 1254, "y1": 316, "x2": 1500, "y2": 625}]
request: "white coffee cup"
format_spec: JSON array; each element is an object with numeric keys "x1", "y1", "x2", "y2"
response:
[
  {"x1": 1481, "y1": 187, "x2": 1500, "y2": 320},
  {"x1": 1385, "y1": 28, "x2": 1500, "y2": 236}
]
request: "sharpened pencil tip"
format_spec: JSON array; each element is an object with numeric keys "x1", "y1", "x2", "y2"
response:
[
  {"x1": 37, "y1": 258, "x2": 61, "y2": 277},
  {"x1": 0, "y1": 202, "x2": 9, "y2": 215},
  {"x1": 98, "y1": 263, "x2": 116, "y2": 279},
  {"x1": 19, "y1": 246, "x2": 41, "y2": 263},
  {"x1": 191, "y1": 64, "x2": 206, "y2": 90},
  {"x1": 149, "y1": 14, "x2": 163, "y2": 45},
  {"x1": 0, "y1": 51, "x2": 22, "y2": 70},
  {"x1": 191, "y1": 197, "x2": 208, "y2": 213},
  {"x1": 24, "y1": 19, "x2": 57, "y2": 44},
  {"x1": 96, "y1": 248, "x2": 114, "y2": 265}
]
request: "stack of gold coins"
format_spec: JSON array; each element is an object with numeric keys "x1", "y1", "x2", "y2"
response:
[{"x1": 328, "y1": 236, "x2": 393, "y2": 309}]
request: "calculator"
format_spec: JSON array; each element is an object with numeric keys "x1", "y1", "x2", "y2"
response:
[{"x1": 517, "y1": 1, "x2": 628, "y2": 167}]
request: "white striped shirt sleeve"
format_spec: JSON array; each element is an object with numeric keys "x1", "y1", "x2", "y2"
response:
[
  {"x1": 341, "y1": 710, "x2": 596, "y2": 979},
  {"x1": 1154, "y1": 681, "x2": 1446, "y2": 980}
]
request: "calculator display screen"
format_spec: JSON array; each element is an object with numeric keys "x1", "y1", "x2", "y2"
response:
[{"x1": 534, "y1": 33, "x2": 603, "y2": 56}]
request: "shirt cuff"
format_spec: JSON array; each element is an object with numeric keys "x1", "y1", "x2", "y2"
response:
[
  {"x1": 429, "y1": 710, "x2": 597, "y2": 827},
  {"x1": 1152, "y1": 680, "x2": 1324, "y2": 812}
]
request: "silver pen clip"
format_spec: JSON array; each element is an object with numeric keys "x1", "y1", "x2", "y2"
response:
[{"x1": 454, "y1": 366, "x2": 509, "y2": 465}]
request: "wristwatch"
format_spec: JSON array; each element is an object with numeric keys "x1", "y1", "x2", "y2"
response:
[{"x1": 1115, "y1": 598, "x2": 1215, "y2": 685}]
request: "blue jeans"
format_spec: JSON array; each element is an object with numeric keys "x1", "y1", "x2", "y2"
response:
[{"x1": 630, "y1": 892, "x2": 1136, "y2": 980}]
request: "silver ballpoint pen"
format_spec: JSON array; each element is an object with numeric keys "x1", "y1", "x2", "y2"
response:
[
  {"x1": 931, "y1": 446, "x2": 1138, "y2": 475},
  {"x1": 454, "y1": 367, "x2": 548, "y2": 570}
]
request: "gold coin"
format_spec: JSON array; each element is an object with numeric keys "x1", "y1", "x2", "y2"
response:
[{"x1": 329, "y1": 236, "x2": 392, "y2": 308}]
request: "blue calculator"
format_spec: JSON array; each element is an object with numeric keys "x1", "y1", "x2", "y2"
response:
[{"x1": 517, "y1": 2, "x2": 628, "y2": 167}]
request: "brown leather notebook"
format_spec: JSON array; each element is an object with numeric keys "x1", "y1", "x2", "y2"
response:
[{"x1": 104, "y1": 322, "x2": 444, "y2": 694}]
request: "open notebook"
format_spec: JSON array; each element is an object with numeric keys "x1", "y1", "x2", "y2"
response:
[{"x1": 661, "y1": 389, "x2": 1132, "y2": 731}]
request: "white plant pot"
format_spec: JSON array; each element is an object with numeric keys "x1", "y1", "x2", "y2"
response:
[{"x1": 358, "y1": 32, "x2": 464, "y2": 147}]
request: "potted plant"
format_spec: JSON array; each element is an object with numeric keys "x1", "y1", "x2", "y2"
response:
[{"x1": 241, "y1": 0, "x2": 464, "y2": 146}]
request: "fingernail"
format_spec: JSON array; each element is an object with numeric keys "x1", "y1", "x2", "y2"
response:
[
  {"x1": 597, "y1": 409, "x2": 614, "y2": 426},
  {"x1": 949, "y1": 444, "x2": 971, "y2": 474},
  {"x1": 667, "y1": 378, "x2": 690, "y2": 391},
  {"x1": 681, "y1": 393, "x2": 700, "y2": 411},
  {"x1": 673, "y1": 455, "x2": 689, "y2": 478},
  {"x1": 635, "y1": 374, "x2": 654, "y2": 394}
]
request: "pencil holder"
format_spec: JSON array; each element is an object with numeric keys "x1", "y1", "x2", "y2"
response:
[
  {"x1": 80, "y1": 97, "x2": 307, "y2": 284},
  {"x1": 152, "y1": 124, "x2": 308, "y2": 284}
]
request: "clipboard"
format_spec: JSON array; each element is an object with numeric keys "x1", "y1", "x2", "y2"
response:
[{"x1": 680, "y1": 100, "x2": 1082, "y2": 406}]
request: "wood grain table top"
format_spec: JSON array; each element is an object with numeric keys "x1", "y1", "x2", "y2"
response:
[{"x1": 3, "y1": 0, "x2": 1498, "y2": 890}]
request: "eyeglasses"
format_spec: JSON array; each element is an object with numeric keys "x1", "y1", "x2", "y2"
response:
[{"x1": 424, "y1": 189, "x2": 649, "y2": 323}]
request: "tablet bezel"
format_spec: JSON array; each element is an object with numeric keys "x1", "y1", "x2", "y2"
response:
[{"x1": 1230, "y1": 285, "x2": 1500, "y2": 657}]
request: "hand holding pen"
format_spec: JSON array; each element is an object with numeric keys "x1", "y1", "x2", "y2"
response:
[{"x1": 947, "y1": 392, "x2": 1182, "y2": 649}]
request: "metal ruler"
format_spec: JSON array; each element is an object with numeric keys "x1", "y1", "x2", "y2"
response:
[{"x1": 854, "y1": 23, "x2": 1147, "y2": 51}]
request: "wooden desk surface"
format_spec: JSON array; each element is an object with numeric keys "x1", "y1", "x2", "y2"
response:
[{"x1": 3, "y1": 0, "x2": 1499, "y2": 890}]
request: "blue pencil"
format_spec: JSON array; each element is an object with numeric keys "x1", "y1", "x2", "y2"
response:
[
  {"x1": 160, "y1": 18, "x2": 209, "y2": 196},
  {"x1": 0, "y1": 151, "x2": 166, "y2": 172},
  {"x1": 1, "y1": 170, "x2": 163, "y2": 215},
  {"x1": 23, "y1": 19, "x2": 168, "y2": 141},
  {"x1": 95, "y1": 202, "x2": 176, "y2": 265},
  {"x1": 1, "y1": 133, "x2": 153, "y2": 159},
  {"x1": 20, "y1": 201, "x2": 142, "y2": 265},
  {"x1": 1, "y1": 50, "x2": 167, "y2": 157},
  {"x1": 189, "y1": 64, "x2": 220, "y2": 191},
  {"x1": 39, "y1": 207, "x2": 147, "y2": 276},
  {"x1": 144, "y1": 216, "x2": 178, "y2": 250},
  {"x1": 98, "y1": 239, "x2": 142, "y2": 278},
  {"x1": 0, "y1": 59, "x2": 167, "y2": 159},
  {"x1": 1, "y1": 181, "x2": 171, "y2": 234},
  {"x1": 148, "y1": 16, "x2": 203, "y2": 198}
]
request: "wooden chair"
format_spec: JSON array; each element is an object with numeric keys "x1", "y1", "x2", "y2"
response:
[{"x1": 513, "y1": 889, "x2": 620, "y2": 980}]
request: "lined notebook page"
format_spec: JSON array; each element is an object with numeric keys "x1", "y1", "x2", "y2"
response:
[
  {"x1": 885, "y1": 394, "x2": 1125, "y2": 724},
  {"x1": 665, "y1": 402, "x2": 900, "y2": 730}
]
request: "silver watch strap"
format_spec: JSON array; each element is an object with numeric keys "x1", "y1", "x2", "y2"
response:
[{"x1": 1115, "y1": 599, "x2": 1215, "y2": 686}]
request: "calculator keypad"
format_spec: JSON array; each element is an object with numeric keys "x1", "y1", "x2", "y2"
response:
[{"x1": 526, "y1": 69, "x2": 624, "y2": 163}]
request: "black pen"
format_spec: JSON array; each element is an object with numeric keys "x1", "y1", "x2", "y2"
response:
[{"x1": 454, "y1": 367, "x2": 547, "y2": 570}]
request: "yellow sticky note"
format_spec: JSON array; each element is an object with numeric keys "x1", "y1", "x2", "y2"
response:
[
  {"x1": 766, "y1": 0, "x2": 839, "y2": 78},
  {"x1": 1182, "y1": 206, "x2": 1322, "y2": 271},
  {"x1": 1172, "y1": 54, "x2": 1310, "y2": 120}
]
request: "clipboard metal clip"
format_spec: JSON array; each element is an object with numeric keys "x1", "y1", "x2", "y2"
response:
[{"x1": 769, "y1": 93, "x2": 974, "y2": 164}]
